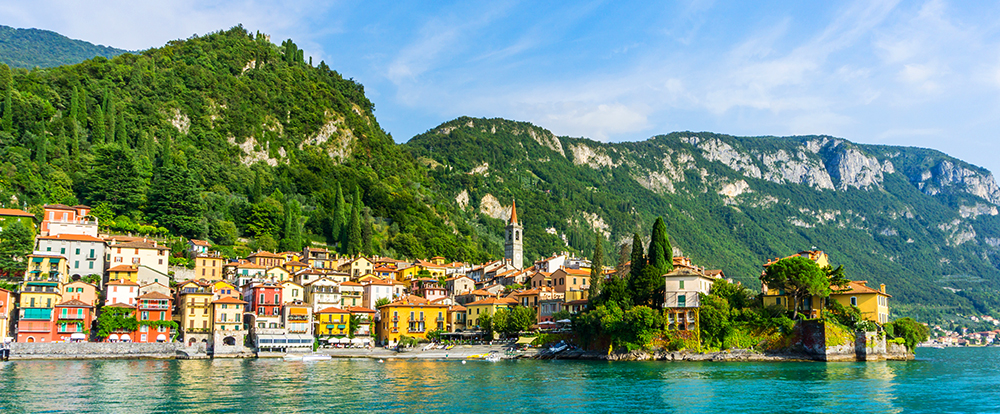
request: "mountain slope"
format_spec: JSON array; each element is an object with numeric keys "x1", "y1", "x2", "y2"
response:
[
  {"x1": 0, "y1": 25, "x2": 128, "y2": 68},
  {"x1": 0, "y1": 26, "x2": 494, "y2": 263},
  {"x1": 405, "y1": 117, "x2": 1000, "y2": 319}
]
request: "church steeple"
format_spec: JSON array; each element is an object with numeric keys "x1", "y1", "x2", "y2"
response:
[
  {"x1": 509, "y1": 199, "x2": 518, "y2": 225},
  {"x1": 504, "y1": 199, "x2": 523, "y2": 269}
]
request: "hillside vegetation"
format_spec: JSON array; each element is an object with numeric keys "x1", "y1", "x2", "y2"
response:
[
  {"x1": 0, "y1": 25, "x2": 128, "y2": 69},
  {"x1": 405, "y1": 117, "x2": 1000, "y2": 320},
  {"x1": 0, "y1": 26, "x2": 495, "y2": 263}
]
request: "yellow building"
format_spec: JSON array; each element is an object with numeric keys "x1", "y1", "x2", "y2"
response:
[
  {"x1": 211, "y1": 280, "x2": 240, "y2": 300},
  {"x1": 26, "y1": 253, "x2": 69, "y2": 284},
  {"x1": 829, "y1": 281, "x2": 891, "y2": 324},
  {"x1": 376, "y1": 295, "x2": 449, "y2": 345},
  {"x1": 107, "y1": 265, "x2": 139, "y2": 283},
  {"x1": 212, "y1": 297, "x2": 247, "y2": 331},
  {"x1": 266, "y1": 266, "x2": 292, "y2": 283},
  {"x1": 178, "y1": 289, "x2": 215, "y2": 338},
  {"x1": 194, "y1": 254, "x2": 225, "y2": 280},
  {"x1": 397, "y1": 266, "x2": 421, "y2": 281},
  {"x1": 465, "y1": 296, "x2": 518, "y2": 329},
  {"x1": 281, "y1": 281, "x2": 305, "y2": 304},
  {"x1": 283, "y1": 260, "x2": 309, "y2": 274},
  {"x1": 315, "y1": 307, "x2": 350, "y2": 336}
]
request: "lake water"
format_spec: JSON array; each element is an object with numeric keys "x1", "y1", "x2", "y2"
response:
[{"x1": 0, "y1": 348, "x2": 997, "y2": 413}]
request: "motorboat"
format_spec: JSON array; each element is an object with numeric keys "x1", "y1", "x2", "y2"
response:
[
  {"x1": 484, "y1": 351, "x2": 502, "y2": 362},
  {"x1": 549, "y1": 341, "x2": 569, "y2": 353}
]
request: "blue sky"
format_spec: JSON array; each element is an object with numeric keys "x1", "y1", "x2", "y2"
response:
[{"x1": 5, "y1": 0, "x2": 1000, "y2": 175}]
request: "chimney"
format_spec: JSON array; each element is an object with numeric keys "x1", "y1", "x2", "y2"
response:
[{"x1": 880, "y1": 284, "x2": 886, "y2": 294}]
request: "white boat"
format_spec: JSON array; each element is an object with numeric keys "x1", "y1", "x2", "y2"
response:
[
  {"x1": 484, "y1": 351, "x2": 502, "y2": 362},
  {"x1": 549, "y1": 341, "x2": 568, "y2": 353},
  {"x1": 302, "y1": 353, "x2": 332, "y2": 362}
]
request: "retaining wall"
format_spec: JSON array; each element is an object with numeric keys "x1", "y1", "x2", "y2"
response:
[{"x1": 9, "y1": 342, "x2": 208, "y2": 360}]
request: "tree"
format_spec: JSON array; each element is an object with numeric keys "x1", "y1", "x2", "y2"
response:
[
  {"x1": 761, "y1": 256, "x2": 830, "y2": 319},
  {"x1": 88, "y1": 144, "x2": 146, "y2": 214},
  {"x1": 478, "y1": 312, "x2": 493, "y2": 336},
  {"x1": 362, "y1": 209, "x2": 374, "y2": 256},
  {"x1": 332, "y1": 184, "x2": 346, "y2": 251},
  {"x1": 347, "y1": 313, "x2": 362, "y2": 338},
  {"x1": 589, "y1": 231, "x2": 604, "y2": 302},
  {"x1": 246, "y1": 196, "x2": 284, "y2": 237},
  {"x1": 97, "y1": 306, "x2": 139, "y2": 338},
  {"x1": 628, "y1": 232, "x2": 645, "y2": 280},
  {"x1": 91, "y1": 106, "x2": 105, "y2": 144},
  {"x1": 346, "y1": 186, "x2": 363, "y2": 256},
  {"x1": 698, "y1": 293, "x2": 732, "y2": 349},
  {"x1": 375, "y1": 297, "x2": 391, "y2": 308},
  {"x1": 2, "y1": 86, "x2": 13, "y2": 133},
  {"x1": 647, "y1": 217, "x2": 673, "y2": 275},
  {"x1": 551, "y1": 310, "x2": 571, "y2": 322},
  {"x1": 280, "y1": 199, "x2": 303, "y2": 252},
  {"x1": 887, "y1": 317, "x2": 929, "y2": 351},
  {"x1": 824, "y1": 265, "x2": 850, "y2": 290},
  {"x1": 0, "y1": 220, "x2": 34, "y2": 278},
  {"x1": 147, "y1": 163, "x2": 204, "y2": 237}
]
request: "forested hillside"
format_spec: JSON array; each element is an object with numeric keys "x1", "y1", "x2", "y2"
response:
[
  {"x1": 0, "y1": 26, "x2": 496, "y2": 264},
  {"x1": 405, "y1": 117, "x2": 1000, "y2": 320},
  {"x1": 0, "y1": 25, "x2": 127, "y2": 69}
]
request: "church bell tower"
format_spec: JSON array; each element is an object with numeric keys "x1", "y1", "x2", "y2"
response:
[{"x1": 504, "y1": 199, "x2": 523, "y2": 269}]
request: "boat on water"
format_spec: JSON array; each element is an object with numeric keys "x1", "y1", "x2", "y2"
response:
[
  {"x1": 284, "y1": 353, "x2": 332, "y2": 362},
  {"x1": 549, "y1": 341, "x2": 568, "y2": 353},
  {"x1": 484, "y1": 351, "x2": 502, "y2": 362}
]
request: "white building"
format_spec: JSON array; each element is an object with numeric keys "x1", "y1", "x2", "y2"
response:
[
  {"x1": 362, "y1": 279, "x2": 394, "y2": 310},
  {"x1": 305, "y1": 277, "x2": 341, "y2": 312},
  {"x1": 662, "y1": 258, "x2": 722, "y2": 331},
  {"x1": 106, "y1": 279, "x2": 140, "y2": 306},
  {"x1": 105, "y1": 238, "x2": 170, "y2": 276},
  {"x1": 35, "y1": 234, "x2": 106, "y2": 278}
]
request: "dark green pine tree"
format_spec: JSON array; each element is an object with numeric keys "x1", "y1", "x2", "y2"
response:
[
  {"x1": 88, "y1": 144, "x2": 146, "y2": 214},
  {"x1": 647, "y1": 217, "x2": 673, "y2": 274},
  {"x1": 105, "y1": 96, "x2": 116, "y2": 140},
  {"x1": 362, "y1": 208, "x2": 374, "y2": 256},
  {"x1": 91, "y1": 106, "x2": 105, "y2": 144},
  {"x1": 346, "y1": 186, "x2": 363, "y2": 257},
  {"x1": 75, "y1": 87, "x2": 88, "y2": 127},
  {"x1": 69, "y1": 86, "x2": 80, "y2": 125},
  {"x1": 333, "y1": 184, "x2": 346, "y2": 252},
  {"x1": 147, "y1": 161, "x2": 204, "y2": 237},
  {"x1": 280, "y1": 199, "x2": 303, "y2": 252},
  {"x1": 588, "y1": 231, "x2": 604, "y2": 303},
  {"x1": 115, "y1": 110, "x2": 126, "y2": 144},
  {"x1": 2, "y1": 87, "x2": 12, "y2": 133},
  {"x1": 625, "y1": 232, "x2": 646, "y2": 306}
]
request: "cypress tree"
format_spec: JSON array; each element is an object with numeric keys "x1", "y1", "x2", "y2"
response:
[
  {"x1": 362, "y1": 208, "x2": 374, "y2": 256},
  {"x1": 629, "y1": 232, "x2": 645, "y2": 278},
  {"x1": 332, "y1": 183, "x2": 346, "y2": 252},
  {"x1": 2, "y1": 87, "x2": 12, "y2": 133},
  {"x1": 647, "y1": 217, "x2": 673, "y2": 274},
  {"x1": 115, "y1": 110, "x2": 126, "y2": 144},
  {"x1": 105, "y1": 96, "x2": 116, "y2": 140},
  {"x1": 588, "y1": 231, "x2": 604, "y2": 303},
  {"x1": 75, "y1": 88, "x2": 88, "y2": 127},
  {"x1": 281, "y1": 199, "x2": 303, "y2": 252},
  {"x1": 69, "y1": 86, "x2": 80, "y2": 124},
  {"x1": 92, "y1": 106, "x2": 105, "y2": 144},
  {"x1": 346, "y1": 186, "x2": 363, "y2": 257}
]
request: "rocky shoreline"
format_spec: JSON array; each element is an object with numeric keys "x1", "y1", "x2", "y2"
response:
[{"x1": 535, "y1": 347, "x2": 913, "y2": 362}]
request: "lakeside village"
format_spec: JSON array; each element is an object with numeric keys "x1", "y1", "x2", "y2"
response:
[{"x1": 0, "y1": 201, "x2": 946, "y2": 359}]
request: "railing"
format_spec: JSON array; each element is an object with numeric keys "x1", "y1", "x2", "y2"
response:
[
  {"x1": 140, "y1": 304, "x2": 170, "y2": 310},
  {"x1": 59, "y1": 313, "x2": 86, "y2": 320}
]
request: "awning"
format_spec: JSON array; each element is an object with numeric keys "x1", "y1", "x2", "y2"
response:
[
  {"x1": 121, "y1": 334, "x2": 131, "y2": 341},
  {"x1": 156, "y1": 334, "x2": 167, "y2": 341},
  {"x1": 32, "y1": 257, "x2": 44, "y2": 263},
  {"x1": 108, "y1": 334, "x2": 119, "y2": 340},
  {"x1": 515, "y1": 336, "x2": 535, "y2": 345},
  {"x1": 70, "y1": 333, "x2": 86, "y2": 340},
  {"x1": 556, "y1": 319, "x2": 572, "y2": 323},
  {"x1": 289, "y1": 308, "x2": 308, "y2": 316}
]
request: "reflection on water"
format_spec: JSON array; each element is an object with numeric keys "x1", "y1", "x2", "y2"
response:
[{"x1": 0, "y1": 348, "x2": 997, "y2": 413}]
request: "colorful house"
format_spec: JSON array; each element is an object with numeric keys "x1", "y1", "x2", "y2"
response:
[
  {"x1": 212, "y1": 296, "x2": 248, "y2": 332},
  {"x1": 550, "y1": 268, "x2": 591, "y2": 293},
  {"x1": 17, "y1": 272, "x2": 62, "y2": 342},
  {"x1": 105, "y1": 279, "x2": 140, "y2": 306},
  {"x1": 178, "y1": 285, "x2": 214, "y2": 345},
  {"x1": 35, "y1": 233, "x2": 106, "y2": 279},
  {"x1": 315, "y1": 307, "x2": 351, "y2": 337},
  {"x1": 829, "y1": 281, "x2": 891, "y2": 324},
  {"x1": 105, "y1": 237, "x2": 170, "y2": 276},
  {"x1": 346, "y1": 306, "x2": 376, "y2": 337},
  {"x1": 26, "y1": 253, "x2": 69, "y2": 284},
  {"x1": 283, "y1": 260, "x2": 309, "y2": 274},
  {"x1": 211, "y1": 280, "x2": 240, "y2": 300},
  {"x1": 135, "y1": 292, "x2": 174, "y2": 343},
  {"x1": 339, "y1": 281, "x2": 363, "y2": 308},
  {"x1": 305, "y1": 277, "x2": 341, "y2": 312},
  {"x1": 62, "y1": 281, "x2": 99, "y2": 307},
  {"x1": 280, "y1": 281, "x2": 305, "y2": 304},
  {"x1": 248, "y1": 251, "x2": 285, "y2": 269},
  {"x1": 107, "y1": 265, "x2": 140, "y2": 283},
  {"x1": 266, "y1": 266, "x2": 291, "y2": 283},
  {"x1": 194, "y1": 253, "x2": 225, "y2": 280},
  {"x1": 53, "y1": 299, "x2": 94, "y2": 342},
  {"x1": 0, "y1": 208, "x2": 37, "y2": 236},
  {"x1": 376, "y1": 295, "x2": 450, "y2": 345},
  {"x1": 188, "y1": 239, "x2": 211, "y2": 255},
  {"x1": 465, "y1": 296, "x2": 518, "y2": 329},
  {"x1": 662, "y1": 263, "x2": 720, "y2": 331},
  {"x1": 362, "y1": 278, "x2": 394, "y2": 310},
  {"x1": 339, "y1": 257, "x2": 374, "y2": 279},
  {"x1": 40, "y1": 204, "x2": 96, "y2": 237},
  {"x1": 244, "y1": 282, "x2": 282, "y2": 318},
  {"x1": 283, "y1": 301, "x2": 313, "y2": 336},
  {"x1": 0, "y1": 287, "x2": 13, "y2": 339}
]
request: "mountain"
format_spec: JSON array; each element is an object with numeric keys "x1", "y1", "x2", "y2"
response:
[
  {"x1": 405, "y1": 117, "x2": 1000, "y2": 320},
  {"x1": 0, "y1": 25, "x2": 128, "y2": 68},
  {"x1": 0, "y1": 26, "x2": 495, "y2": 265}
]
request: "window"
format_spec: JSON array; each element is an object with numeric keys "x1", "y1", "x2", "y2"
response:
[
  {"x1": 75, "y1": 248, "x2": 80, "y2": 255},
  {"x1": 850, "y1": 297, "x2": 858, "y2": 306},
  {"x1": 259, "y1": 294, "x2": 265, "y2": 304},
  {"x1": 75, "y1": 261, "x2": 79, "y2": 269},
  {"x1": 61, "y1": 248, "x2": 66, "y2": 254},
  {"x1": 678, "y1": 295, "x2": 686, "y2": 307},
  {"x1": 775, "y1": 298, "x2": 781, "y2": 305},
  {"x1": 679, "y1": 280, "x2": 685, "y2": 289},
  {"x1": 141, "y1": 311, "x2": 149, "y2": 320},
  {"x1": 89, "y1": 262, "x2": 94, "y2": 269}
]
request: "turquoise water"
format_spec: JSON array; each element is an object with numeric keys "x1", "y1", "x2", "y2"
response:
[{"x1": 0, "y1": 348, "x2": 997, "y2": 413}]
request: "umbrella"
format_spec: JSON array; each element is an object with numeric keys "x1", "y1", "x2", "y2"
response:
[
  {"x1": 328, "y1": 338, "x2": 339, "y2": 343},
  {"x1": 351, "y1": 337, "x2": 365, "y2": 344},
  {"x1": 556, "y1": 319, "x2": 572, "y2": 324},
  {"x1": 539, "y1": 321, "x2": 557, "y2": 325}
]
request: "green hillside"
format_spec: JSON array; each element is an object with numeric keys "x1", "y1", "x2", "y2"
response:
[
  {"x1": 0, "y1": 25, "x2": 128, "y2": 69},
  {"x1": 0, "y1": 26, "x2": 495, "y2": 263},
  {"x1": 405, "y1": 117, "x2": 1000, "y2": 320}
]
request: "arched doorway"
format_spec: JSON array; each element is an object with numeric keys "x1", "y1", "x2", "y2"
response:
[
  {"x1": 223, "y1": 336, "x2": 236, "y2": 346},
  {"x1": 26, "y1": 336, "x2": 35, "y2": 343},
  {"x1": 188, "y1": 337, "x2": 197, "y2": 346}
]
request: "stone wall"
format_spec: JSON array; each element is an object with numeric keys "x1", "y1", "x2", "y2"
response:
[
  {"x1": 211, "y1": 329, "x2": 254, "y2": 357},
  {"x1": 10, "y1": 342, "x2": 207, "y2": 360}
]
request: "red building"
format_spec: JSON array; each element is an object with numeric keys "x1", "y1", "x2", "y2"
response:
[
  {"x1": 135, "y1": 292, "x2": 174, "y2": 343},
  {"x1": 53, "y1": 299, "x2": 94, "y2": 342},
  {"x1": 244, "y1": 282, "x2": 282, "y2": 317}
]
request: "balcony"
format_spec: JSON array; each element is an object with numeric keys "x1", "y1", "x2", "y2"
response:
[
  {"x1": 140, "y1": 304, "x2": 170, "y2": 310},
  {"x1": 58, "y1": 312, "x2": 86, "y2": 320},
  {"x1": 436, "y1": 317, "x2": 445, "y2": 322},
  {"x1": 22, "y1": 308, "x2": 53, "y2": 320}
]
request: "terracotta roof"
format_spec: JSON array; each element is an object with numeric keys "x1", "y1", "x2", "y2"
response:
[
  {"x1": 514, "y1": 289, "x2": 541, "y2": 296},
  {"x1": 466, "y1": 297, "x2": 517, "y2": 306},
  {"x1": 340, "y1": 281, "x2": 362, "y2": 287},
  {"x1": 189, "y1": 239, "x2": 211, "y2": 247},
  {"x1": 469, "y1": 289, "x2": 493, "y2": 296},
  {"x1": 284, "y1": 260, "x2": 309, "y2": 267},
  {"x1": 237, "y1": 262, "x2": 266, "y2": 269},
  {"x1": 108, "y1": 265, "x2": 138, "y2": 272},
  {"x1": 565, "y1": 299, "x2": 589, "y2": 305},
  {"x1": 449, "y1": 304, "x2": 467, "y2": 312},
  {"x1": 43, "y1": 204, "x2": 77, "y2": 211},
  {"x1": 212, "y1": 296, "x2": 248, "y2": 305},
  {"x1": 28, "y1": 253, "x2": 65, "y2": 259},
  {"x1": 107, "y1": 279, "x2": 140, "y2": 286},
  {"x1": 72, "y1": 204, "x2": 91, "y2": 209},
  {"x1": 137, "y1": 292, "x2": 172, "y2": 300},
  {"x1": 0, "y1": 208, "x2": 35, "y2": 218},
  {"x1": 104, "y1": 302, "x2": 136, "y2": 309},
  {"x1": 37, "y1": 234, "x2": 105, "y2": 243},
  {"x1": 249, "y1": 251, "x2": 284, "y2": 258},
  {"x1": 56, "y1": 299, "x2": 93, "y2": 308},
  {"x1": 561, "y1": 268, "x2": 590, "y2": 276},
  {"x1": 833, "y1": 280, "x2": 891, "y2": 297},
  {"x1": 316, "y1": 306, "x2": 349, "y2": 314},
  {"x1": 509, "y1": 199, "x2": 518, "y2": 224},
  {"x1": 345, "y1": 306, "x2": 375, "y2": 313},
  {"x1": 112, "y1": 241, "x2": 170, "y2": 250}
]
